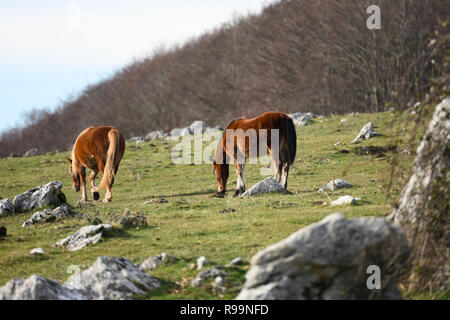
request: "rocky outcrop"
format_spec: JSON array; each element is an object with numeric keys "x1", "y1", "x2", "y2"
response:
[
  {"x1": 240, "y1": 178, "x2": 286, "y2": 197},
  {"x1": 22, "y1": 203, "x2": 80, "y2": 227},
  {"x1": 65, "y1": 256, "x2": 160, "y2": 300},
  {"x1": 237, "y1": 213, "x2": 409, "y2": 300},
  {"x1": 0, "y1": 275, "x2": 87, "y2": 300},
  {"x1": 0, "y1": 198, "x2": 14, "y2": 217},
  {"x1": 53, "y1": 224, "x2": 112, "y2": 251},
  {"x1": 387, "y1": 97, "x2": 449, "y2": 292},
  {"x1": 13, "y1": 181, "x2": 66, "y2": 212}
]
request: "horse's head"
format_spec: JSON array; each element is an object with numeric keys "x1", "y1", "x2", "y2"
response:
[
  {"x1": 66, "y1": 157, "x2": 80, "y2": 192},
  {"x1": 210, "y1": 156, "x2": 229, "y2": 196}
]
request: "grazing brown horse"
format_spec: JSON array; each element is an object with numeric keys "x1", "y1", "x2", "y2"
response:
[
  {"x1": 67, "y1": 126, "x2": 125, "y2": 203},
  {"x1": 211, "y1": 111, "x2": 297, "y2": 197}
]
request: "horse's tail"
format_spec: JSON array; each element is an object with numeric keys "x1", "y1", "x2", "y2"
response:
[
  {"x1": 285, "y1": 117, "x2": 297, "y2": 164},
  {"x1": 98, "y1": 128, "x2": 120, "y2": 190}
]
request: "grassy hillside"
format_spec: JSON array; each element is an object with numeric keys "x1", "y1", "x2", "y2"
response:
[{"x1": 0, "y1": 111, "x2": 422, "y2": 299}]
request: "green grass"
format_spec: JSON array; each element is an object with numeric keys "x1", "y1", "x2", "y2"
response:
[{"x1": 0, "y1": 111, "x2": 429, "y2": 299}]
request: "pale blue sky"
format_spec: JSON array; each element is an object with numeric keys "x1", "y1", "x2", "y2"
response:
[{"x1": 0, "y1": 0, "x2": 274, "y2": 133}]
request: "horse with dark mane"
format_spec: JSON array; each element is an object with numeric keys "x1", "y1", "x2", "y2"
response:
[
  {"x1": 211, "y1": 111, "x2": 296, "y2": 197},
  {"x1": 66, "y1": 126, "x2": 125, "y2": 203}
]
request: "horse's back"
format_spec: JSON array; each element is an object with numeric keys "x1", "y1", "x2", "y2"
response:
[
  {"x1": 226, "y1": 111, "x2": 290, "y2": 131},
  {"x1": 74, "y1": 126, "x2": 125, "y2": 167}
]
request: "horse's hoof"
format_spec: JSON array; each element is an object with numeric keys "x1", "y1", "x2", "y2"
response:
[
  {"x1": 233, "y1": 190, "x2": 240, "y2": 197},
  {"x1": 93, "y1": 192, "x2": 100, "y2": 201},
  {"x1": 102, "y1": 198, "x2": 111, "y2": 203},
  {"x1": 211, "y1": 192, "x2": 225, "y2": 198}
]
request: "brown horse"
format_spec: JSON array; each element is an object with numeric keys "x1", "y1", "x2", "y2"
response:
[
  {"x1": 66, "y1": 126, "x2": 125, "y2": 203},
  {"x1": 211, "y1": 111, "x2": 296, "y2": 197}
]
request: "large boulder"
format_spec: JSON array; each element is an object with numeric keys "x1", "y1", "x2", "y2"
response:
[
  {"x1": 0, "y1": 198, "x2": 15, "y2": 217},
  {"x1": 22, "y1": 203, "x2": 80, "y2": 227},
  {"x1": 65, "y1": 256, "x2": 160, "y2": 300},
  {"x1": 13, "y1": 181, "x2": 66, "y2": 213},
  {"x1": 240, "y1": 178, "x2": 286, "y2": 197},
  {"x1": 387, "y1": 97, "x2": 449, "y2": 292},
  {"x1": 53, "y1": 224, "x2": 112, "y2": 251},
  {"x1": 237, "y1": 213, "x2": 409, "y2": 300},
  {"x1": 0, "y1": 275, "x2": 87, "y2": 300}
]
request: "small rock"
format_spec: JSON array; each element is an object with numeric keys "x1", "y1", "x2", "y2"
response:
[
  {"x1": 229, "y1": 257, "x2": 243, "y2": 266},
  {"x1": 214, "y1": 276, "x2": 225, "y2": 286},
  {"x1": 145, "y1": 130, "x2": 165, "y2": 140},
  {"x1": 351, "y1": 122, "x2": 381, "y2": 144},
  {"x1": 140, "y1": 252, "x2": 176, "y2": 271},
  {"x1": 22, "y1": 203, "x2": 79, "y2": 227},
  {"x1": 188, "y1": 120, "x2": 208, "y2": 134},
  {"x1": 53, "y1": 224, "x2": 112, "y2": 251},
  {"x1": 110, "y1": 209, "x2": 148, "y2": 229},
  {"x1": 30, "y1": 248, "x2": 46, "y2": 256},
  {"x1": 330, "y1": 195, "x2": 361, "y2": 206},
  {"x1": 197, "y1": 256, "x2": 208, "y2": 270},
  {"x1": 240, "y1": 177, "x2": 286, "y2": 197},
  {"x1": 140, "y1": 256, "x2": 163, "y2": 271},
  {"x1": 0, "y1": 198, "x2": 15, "y2": 217},
  {"x1": 127, "y1": 136, "x2": 144, "y2": 144},
  {"x1": 144, "y1": 198, "x2": 168, "y2": 204},
  {"x1": 191, "y1": 266, "x2": 227, "y2": 287},
  {"x1": 170, "y1": 127, "x2": 191, "y2": 137},
  {"x1": 24, "y1": 148, "x2": 40, "y2": 157},
  {"x1": 318, "y1": 179, "x2": 352, "y2": 193},
  {"x1": 334, "y1": 141, "x2": 341, "y2": 147}
]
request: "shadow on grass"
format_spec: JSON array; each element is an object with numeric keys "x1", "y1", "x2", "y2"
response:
[{"x1": 158, "y1": 189, "x2": 217, "y2": 198}]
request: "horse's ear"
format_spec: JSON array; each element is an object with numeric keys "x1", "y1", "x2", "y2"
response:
[
  {"x1": 66, "y1": 157, "x2": 72, "y2": 164},
  {"x1": 209, "y1": 156, "x2": 216, "y2": 164}
]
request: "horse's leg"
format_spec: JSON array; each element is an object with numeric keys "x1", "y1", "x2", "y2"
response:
[
  {"x1": 233, "y1": 159, "x2": 246, "y2": 197},
  {"x1": 280, "y1": 162, "x2": 290, "y2": 189},
  {"x1": 103, "y1": 186, "x2": 112, "y2": 203},
  {"x1": 80, "y1": 167, "x2": 87, "y2": 203},
  {"x1": 270, "y1": 149, "x2": 282, "y2": 182},
  {"x1": 89, "y1": 169, "x2": 100, "y2": 201}
]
